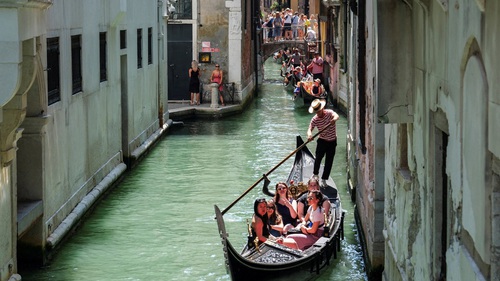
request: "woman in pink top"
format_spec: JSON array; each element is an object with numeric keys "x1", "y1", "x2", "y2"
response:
[{"x1": 210, "y1": 64, "x2": 225, "y2": 106}]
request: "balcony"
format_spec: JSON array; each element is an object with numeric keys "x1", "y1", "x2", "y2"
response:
[{"x1": 322, "y1": 0, "x2": 342, "y2": 7}]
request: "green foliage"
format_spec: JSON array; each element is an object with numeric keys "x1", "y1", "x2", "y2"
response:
[{"x1": 270, "y1": 1, "x2": 281, "y2": 11}]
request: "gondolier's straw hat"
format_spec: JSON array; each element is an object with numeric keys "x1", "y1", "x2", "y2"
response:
[{"x1": 309, "y1": 99, "x2": 326, "y2": 114}]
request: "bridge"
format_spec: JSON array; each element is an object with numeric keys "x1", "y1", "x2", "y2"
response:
[{"x1": 260, "y1": 39, "x2": 317, "y2": 62}]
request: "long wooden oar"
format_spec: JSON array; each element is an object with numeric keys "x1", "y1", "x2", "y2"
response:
[{"x1": 220, "y1": 122, "x2": 333, "y2": 216}]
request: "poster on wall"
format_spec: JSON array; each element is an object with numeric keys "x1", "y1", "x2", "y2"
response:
[
  {"x1": 199, "y1": 52, "x2": 211, "y2": 63},
  {"x1": 202, "y1": 41, "x2": 211, "y2": 52}
]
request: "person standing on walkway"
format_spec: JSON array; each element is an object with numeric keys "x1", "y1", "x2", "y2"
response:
[
  {"x1": 283, "y1": 9, "x2": 293, "y2": 40},
  {"x1": 210, "y1": 63, "x2": 225, "y2": 106},
  {"x1": 307, "y1": 99, "x2": 339, "y2": 188},
  {"x1": 291, "y1": 12, "x2": 300, "y2": 39},
  {"x1": 273, "y1": 12, "x2": 283, "y2": 41},
  {"x1": 189, "y1": 60, "x2": 201, "y2": 105}
]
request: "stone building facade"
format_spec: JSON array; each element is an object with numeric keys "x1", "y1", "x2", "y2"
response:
[
  {"x1": 167, "y1": 0, "x2": 257, "y2": 105},
  {"x1": 0, "y1": 0, "x2": 258, "y2": 280},
  {"x1": 340, "y1": 0, "x2": 500, "y2": 280},
  {"x1": 0, "y1": 1, "x2": 170, "y2": 280}
]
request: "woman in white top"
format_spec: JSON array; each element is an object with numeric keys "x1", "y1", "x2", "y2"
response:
[{"x1": 282, "y1": 190, "x2": 325, "y2": 250}]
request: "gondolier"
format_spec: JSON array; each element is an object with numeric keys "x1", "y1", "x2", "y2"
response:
[
  {"x1": 214, "y1": 135, "x2": 344, "y2": 281},
  {"x1": 307, "y1": 99, "x2": 340, "y2": 188},
  {"x1": 307, "y1": 52, "x2": 323, "y2": 83}
]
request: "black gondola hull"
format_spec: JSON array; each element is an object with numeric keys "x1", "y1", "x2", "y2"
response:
[{"x1": 215, "y1": 136, "x2": 343, "y2": 281}]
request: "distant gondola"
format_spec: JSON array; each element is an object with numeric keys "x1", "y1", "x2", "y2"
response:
[
  {"x1": 214, "y1": 136, "x2": 345, "y2": 281},
  {"x1": 291, "y1": 81, "x2": 327, "y2": 108}
]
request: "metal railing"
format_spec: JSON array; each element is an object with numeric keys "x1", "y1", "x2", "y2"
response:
[
  {"x1": 200, "y1": 82, "x2": 236, "y2": 105},
  {"x1": 260, "y1": 26, "x2": 317, "y2": 43}
]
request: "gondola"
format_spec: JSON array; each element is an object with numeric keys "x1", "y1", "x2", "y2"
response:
[
  {"x1": 214, "y1": 136, "x2": 345, "y2": 281},
  {"x1": 293, "y1": 81, "x2": 327, "y2": 106}
]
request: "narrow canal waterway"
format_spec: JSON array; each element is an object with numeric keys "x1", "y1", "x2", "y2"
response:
[{"x1": 23, "y1": 59, "x2": 367, "y2": 280}]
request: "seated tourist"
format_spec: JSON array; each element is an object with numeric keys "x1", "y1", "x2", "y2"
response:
[
  {"x1": 251, "y1": 198, "x2": 285, "y2": 247},
  {"x1": 251, "y1": 198, "x2": 270, "y2": 244},
  {"x1": 297, "y1": 178, "x2": 331, "y2": 222},
  {"x1": 266, "y1": 199, "x2": 284, "y2": 237},
  {"x1": 311, "y1": 78, "x2": 324, "y2": 97},
  {"x1": 282, "y1": 190, "x2": 325, "y2": 250},
  {"x1": 305, "y1": 27, "x2": 316, "y2": 41},
  {"x1": 292, "y1": 67, "x2": 302, "y2": 81},
  {"x1": 273, "y1": 182, "x2": 298, "y2": 229},
  {"x1": 293, "y1": 81, "x2": 302, "y2": 100}
]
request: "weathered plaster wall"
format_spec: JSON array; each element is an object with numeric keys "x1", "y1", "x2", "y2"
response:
[
  {"x1": 40, "y1": 0, "x2": 157, "y2": 237},
  {"x1": 0, "y1": 165, "x2": 15, "y2": 281},
  {"x1": 354, "y1": 0, "x2": 385, "y2": 273},
  {"x1": 382, "y1": 0, "x2": 500, "y2": 280},
  {"x1": 241, "y1": 0, "x2": 253, "y2": 89},
  {"x1": 0, "y1": 3, "x2": 50, "y2": 280},
  {"x1": 121, "y1": 1, "x2": 161, "y2": 156},
  {"x1": 198, "y1": 0, "x2": 229, "y2": 81}
]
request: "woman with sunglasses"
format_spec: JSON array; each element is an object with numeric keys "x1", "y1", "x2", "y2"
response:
[
  {"x1": 210, "y1": 64, "x2": 225, "y2": 106},
  {"x1": 297, "y1": 177, "x2": 331, "y2": 222},
  {"x1": 273, "y1": 182, "x2": 298, "y2": 229},
  {"x1": 283, "y1": 190, "x2": 325, "y2": 250},
  {"x1": 251, "y1": 198, "x2": 284, "y2": 245},
  {"x1": 266, "y1": 199, "x2": 284, "y2": 237}
]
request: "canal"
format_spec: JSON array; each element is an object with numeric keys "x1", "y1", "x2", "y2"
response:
[{"x1": 22, "y1": 59, "x2": 367, "y2": 280}]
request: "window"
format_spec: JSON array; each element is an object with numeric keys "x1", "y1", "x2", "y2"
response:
[
  {"x1": 398, "y1": 124, "x2": 408, "y2": 169},
  {"x1": 137, "y1": 28, "x2": 142, "y2": 69},
  {"x1": 47, "y1": 37, "x2": 61, "y2": 104},
  {"x1": 148, "y1": 27, "x2": 153, "y2": 65},
  {"x1": 71, "y1": 35, "x2": 82, "y2": 94},
  {"x1": 172, "y1": 0, "x2": 192, "y2": 19},
  {"x1": 120, "y1": 30, "x2": 126, "y2": 49},
  {"x1": 99, "y1": 32, "x2": 107, "y2": 82}
]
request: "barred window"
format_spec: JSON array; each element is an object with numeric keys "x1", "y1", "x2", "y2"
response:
[
  {"x1": 47, "y1": 37, "x2": 61, "y2": 104},
  {"x1": 100, "y1": 32, "x2": 107, "y2": 82},
  {"x1": 137, "y1": 29, "x2": 143, "y2": 69},
  {"x1": 71, "y1": 35, "x2": 82, "y2": 94},
  {"x1": 148, "y1": 27, "x2": 153, "y2": 65},
  {"x1": 172, "y1": 0, "x2": 192, "y2": 19},
  {"x1": 120, "y1": 30, "x2": 126, "y2": 49}
]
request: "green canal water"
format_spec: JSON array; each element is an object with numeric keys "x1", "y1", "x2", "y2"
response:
[{"x1": 22, "y1": 59, "x2": 366, "y2": 280}]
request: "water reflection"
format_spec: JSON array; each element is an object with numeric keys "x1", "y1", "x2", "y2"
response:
[{"x1": 22, "y1": 59, "x2": 366, "y2": 280}]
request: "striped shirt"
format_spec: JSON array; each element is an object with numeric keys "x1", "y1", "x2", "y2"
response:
[{"x1": 309, "y1": 109, "x2": 337, "y2": 141}]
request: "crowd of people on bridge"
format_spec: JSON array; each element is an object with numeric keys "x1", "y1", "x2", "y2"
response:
[{"x1": 262, "y1": 8, "x2": 318, "y2": 43}]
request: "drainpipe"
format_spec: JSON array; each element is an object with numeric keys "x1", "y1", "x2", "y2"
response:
[
  {"x1": 252, "y1": 0, "x2": 259, "y2": 95},
  {"x1": 342, "y1": 0, "x2": 347, "y2": 71},
  {"x1": 157, "y1": 0, "x2": 165, "y2": 128},
  {"x1": 356, "y1": 0, "x2": 366, "y2": 154}
]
